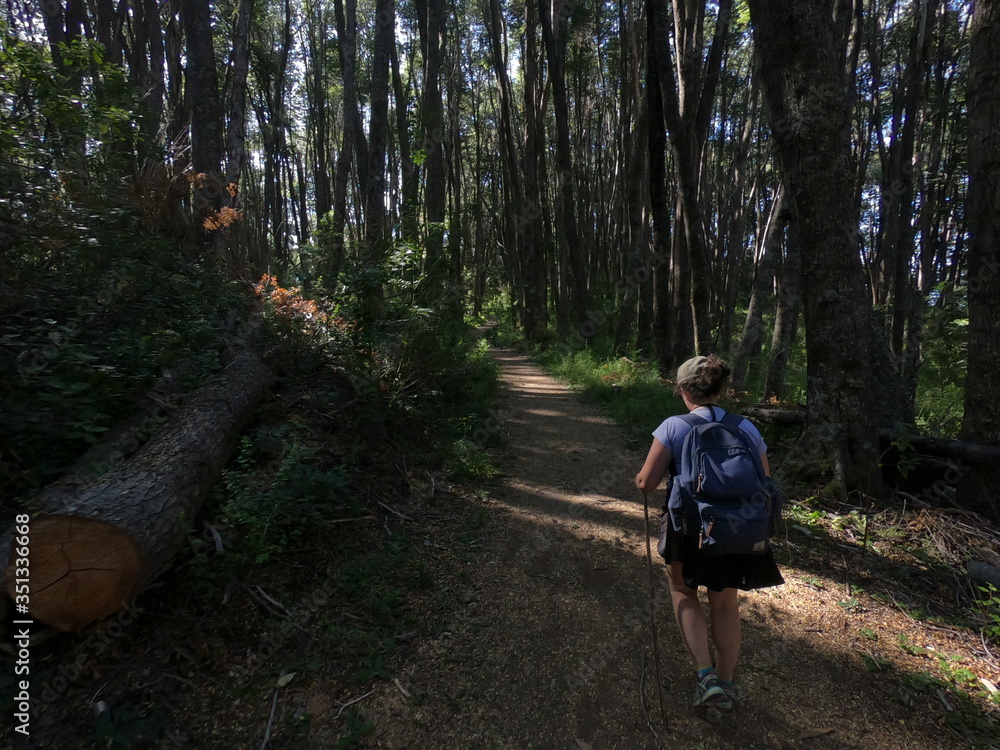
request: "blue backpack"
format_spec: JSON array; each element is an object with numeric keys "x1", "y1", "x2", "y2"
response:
[{"x1": 670, "y1": 411, "x2": 782, "y2": 556}]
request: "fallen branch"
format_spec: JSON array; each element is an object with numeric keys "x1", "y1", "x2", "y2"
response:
[
  {"x1": 335, "y1": 689, "x2": 376, "y2": 720},
  {"x1": 739, "y1": 405, "x2": 1000, "y2": 466}
]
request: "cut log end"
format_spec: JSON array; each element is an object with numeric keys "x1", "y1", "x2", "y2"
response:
[{"x1": 5, "y1": 515, "x2": 140, "y2": 631}]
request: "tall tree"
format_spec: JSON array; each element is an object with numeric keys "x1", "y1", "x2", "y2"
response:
[
  {"x1": 959, "y1": 0, "x2": 1000, "y2": 520},
  {"x1": 362, "y1": 0, "x2": 395, "y2": 319},
  {"x1": 731, "y1": 183, "x2": 786, "y2": 394},
  {"x1": 521, "y1": 0, "x2": 548, "y2": 340},
  {"x1": 747, "y1": 0, "x2": 882, "y2": 497},
  {"x1": 180, "y1": 0, "x2": 223, "y2": 178},
  {"x1": 649, "y1": 0, "x2": 732, "y2": 356},
  {"x1": 416, "y1": 0, "x2": 448, "y2": 292},
  {"x1": 540, "y1": 0, "x2": 592, "y2": 338},
  {"x1": 224, "y1": 0, "x2": 255, "y2": 190},
  {"x1": 647, "y1": 0, "x2": 675, "y2": 374},
  {"x1": 323, "y1": 0, "x2": 368, "y2": 289}
]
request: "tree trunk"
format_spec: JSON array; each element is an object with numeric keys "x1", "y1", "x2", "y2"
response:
[
  {"x1": 763, "y1": 205, "x2": 802, "y2": 402},
  {"x1": 307, "y1": 0, "x2": 333, "y2": 224},
  {"x1": 484, "y1": 0, "x2": 531, "y2": 334},
  {"x1": 747, "y1": 0, "x2": 883, "y2": 498},
  {"x1": 180, "y1": 0, "x2": 223, "y2": 178},
  {"x1": 959, "y1": 0, "x2": 1000, "y2": 522},
  {"x1": 649, "y1": 0, "x2": 732, "y2": 355},
  {"x1": 323, "y1": 0, "x2": 366, "y2": 290},
  {"x1": 648, "y1": 5, "x2": 673, "y2": 376},
  {"x1": 732, "y1": 183, "x2": 785, "y2": 394},
  {"x1": 742, "y1": 406, "x2": 1000, "y2": 467},
  {"x1": 392, "y1": 39, "x2": 419, "y2": 247},
  {"x1": 3, "y1": 351, "x2": 274, "y2": 631},
  {"x1": 224, "y1": 0, "x2": 254, "y2": 192},
  {"x1": 360, "y1": 0, "x2": 394, "y2": 323},
  {"x1": 540, "y1": 0, "x2": 591, "y2": 339},
  {"x1": 416, "y1": 0, "x2": 448, "y2": 291},
  {"x1": 521, "y1": 0, "x2": 547, "y2": 341}
]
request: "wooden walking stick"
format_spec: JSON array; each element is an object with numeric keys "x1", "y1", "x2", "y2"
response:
[{"x1": 641, "y1": 489, "x2": 668, "y2": 728}]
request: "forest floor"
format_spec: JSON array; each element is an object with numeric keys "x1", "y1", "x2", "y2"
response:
[{"x1": 7, "y1": 345, "x2": 1000, "y2": 749}]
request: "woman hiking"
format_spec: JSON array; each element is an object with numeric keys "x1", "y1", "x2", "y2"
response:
[{"x1": 635, "y1": 355, "x2": 784, "y2": 713}]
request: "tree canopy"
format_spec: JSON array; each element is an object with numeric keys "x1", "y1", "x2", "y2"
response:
[{"x1": 1, "y1": 0, "x2": 996, "y2": 516}]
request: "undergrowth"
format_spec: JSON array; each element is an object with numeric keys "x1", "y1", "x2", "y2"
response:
[
  {"x1": 0, "y1": 208, "x2": 250, "y2": 501},
  {"x1": 528, "y1": 339, "x2": 685, "y2": 449}
]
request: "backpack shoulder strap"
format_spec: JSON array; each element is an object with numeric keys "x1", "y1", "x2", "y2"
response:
[
  {"x1": 720, "y1": 412, "x2": 744, "y2": 429},
  {"x1": 677, "y1": 412, "x2": 707, "y2": 427},
  {"x1": 668, "y1": 413, "x2": 707, "y2": 477}
]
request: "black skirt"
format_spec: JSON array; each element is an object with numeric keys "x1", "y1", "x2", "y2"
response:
[{"x1": 661, "y1": 520, "x2": 785, "y2": 592}]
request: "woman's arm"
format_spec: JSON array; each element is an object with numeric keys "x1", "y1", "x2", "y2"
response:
[
  {"x1": 635, "y1": 439, "x2": 672, "y2": 494},
  {"x1": 760, "y1": 453, "x2": 771, "y2": 477}
]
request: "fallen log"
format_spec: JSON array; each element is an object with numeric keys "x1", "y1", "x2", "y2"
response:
[
  {"x1": 739, "y1": 405, "x2": 1000, "y2": 466},
  {"x1": 3, "y1": 349, "x2": 274, "y2": 630}
]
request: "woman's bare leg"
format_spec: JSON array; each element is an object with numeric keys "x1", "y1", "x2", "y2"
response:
[
  {"x1": 667, "y1": 562, "x2": 712, "y2": 669},
  {"x1": 706, "y1": 587, "x2": 740, "y2": 683}
]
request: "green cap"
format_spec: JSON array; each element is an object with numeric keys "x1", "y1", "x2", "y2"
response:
[{"x1": 676, "y1": 355, "x2": 708, "y2": 384}]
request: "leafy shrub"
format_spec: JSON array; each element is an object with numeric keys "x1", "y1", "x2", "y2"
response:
[
  {"x1": 978, "y1": 583, "x2": 1000, "y2": 642},
  {"x1": 915, "y1": 292, "x2": 967, "y2": 438},
  {"x1": 532, "y1": 338, "x2": 685, "y2": 445},
  {"x1": 219, "y1": 427, "x2": 356, "y2": 564},
  {"x1": 1, "y1": 212, "x2": 249, "y2": 499}
]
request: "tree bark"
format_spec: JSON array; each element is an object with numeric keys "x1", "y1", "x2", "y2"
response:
[
  {"x1": 224, "y1": 0, "x2": 255, "y2": 192},
  {"x1": 540, "y1": 0, "x2": 592, "y2": 339},
  {"x1": 520, "y1": 0, "x2": 547, "y2": 340},
  {"x1": 763, "y1": 202, "x2": 802, "y2": 401},
  {"x1": 323, "y1": 0, "x2": 366, "y2": 290},
  {"x1": 649, "y1": 0, "x2": 732, "y2": 355},
  {"x1": 180, "y1": 0, "x2": 223, "y2": 178},
  {"x1": 614, "y1": 1, "x2": 648, "y2": 357},
  {"x1": 3, "y1": 351, "x2": 274, "y2": 631},
  {"x1": 360, "y1": 0, "x2": 394, "y2": 323},
  {"x1": 959, "y1": 0, "x2": 1000, "y2": 522},
  {"x1": 732, "y1": 183, "x2": 785, "y2": 394},
  {"x1": 741, "y1": 406, "x2": 1000, "y2": 467},
  {"x1": 416, "y1": 0, "x2": 448, "y2": 291},
  {"x1": 648, "y1": 5, "x2": 674, "y2": 375},
  {"x1": 392, "y1": 39, "x2": 419, "y2": 247},
  {"x1": 747, "y1": 0, "x2": 883, "y2": 498}
]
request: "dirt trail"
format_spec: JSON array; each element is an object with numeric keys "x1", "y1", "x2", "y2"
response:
[{"x1": 365, "y1": 348, "x2": 977, "y2": 749}]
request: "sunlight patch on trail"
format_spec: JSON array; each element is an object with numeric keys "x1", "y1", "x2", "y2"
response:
[
  {"x1": 521, "y1": 409, "x2": 608, "y2": 424},
  {"x1": 495, "y1": 478, "x2": 648, "y2": 556}
]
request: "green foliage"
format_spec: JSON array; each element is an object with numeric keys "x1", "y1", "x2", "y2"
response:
[
  {"x1": 1, "y1": 209, "x2": 249, "y2": 498},
  {"x1": 531, "y1": 337, "x2": 685, "y2": 447},
  {"x1": 915, "y1": 291, "x2": 968, "y2": 438},
  {"x1": 978, "y1": 583, "x2": 1000, "y2": 642},
  {"x1": 319, "y1": 242, "x2": 500, "y2": 446},
  {"x1": 0, "y1": 29, "x2": 150, "y2": 187},
  {"x1": 445, "y1": 437, "x2": 499, "y2": 479},
  {"x1": 898, "y1": 633, "x2": 929, "y2": 656},
  {"x1": 862, "y1": 653, "x2": 893, "y2": 672},
  {"x1": 218, "y1": 426, "x2": 356, "y2": 564},
  {"x1": 337, "y1": 708, "x2": 374, "y2": 748}
]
